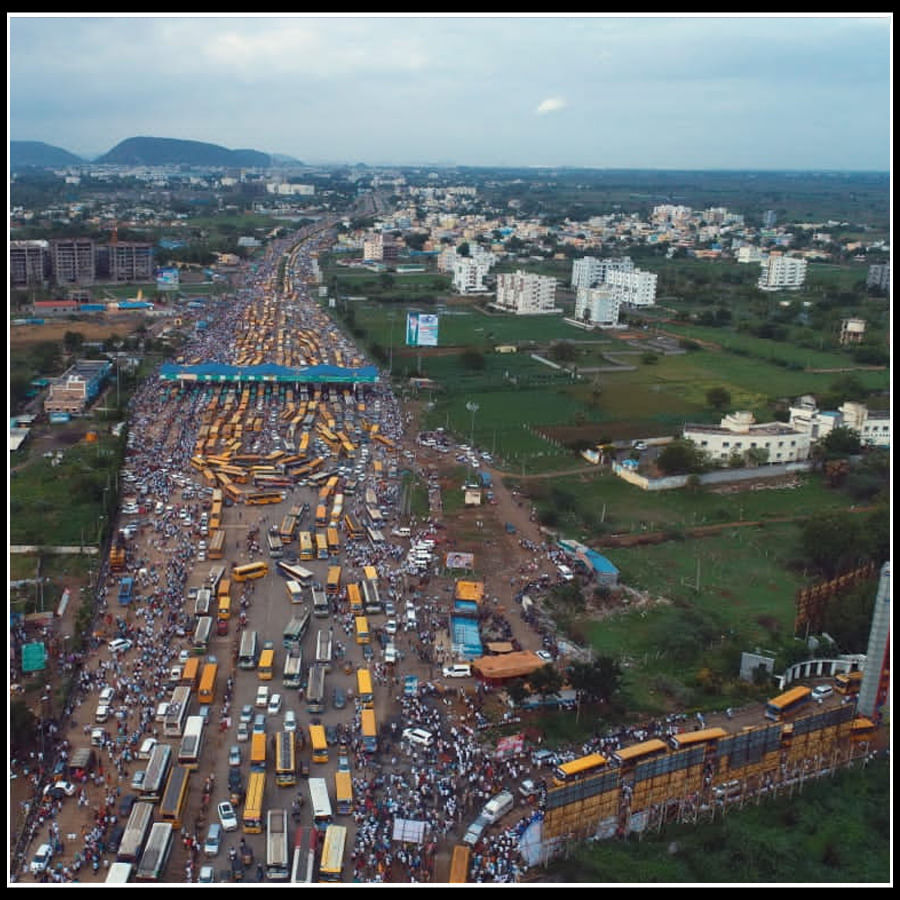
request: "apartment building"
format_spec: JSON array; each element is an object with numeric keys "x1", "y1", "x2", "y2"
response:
[
  {"x1": 104, "y1": 242, "x2": 154, "y2": 282},
  {"x1": 51, "y1": 238, "x2": 95, "y2": 285},
  {"x1": 493, "y1": 270, "x2": 559, "y2": 315},
  {"x1": 570, "y1": 256, "x2": 633, "y2": 290},
  {"x1": 452, "y1": 256, "x2": 491, "y2": 294},
  {"x1": 10, "y1": 240, "x2": 51, "y2": 288},
  {"x1": 683, "y1": 411, "x2": 811, "y2": 465},
  {"x1": 363, "y1": 233, "x2": 384, "y2": 262},
  {"x1": 604, "y1": 267, "x2": 658, "y2": 307},
  {"x1": 758, "y1": 253, "x2": 807, "y2": 292},
  {"x1": 866, "y1": 263, "x2": 890, "y2": 292},
  {"x1": 574, "y1": 286, "x2": 620, "y2": 327}
]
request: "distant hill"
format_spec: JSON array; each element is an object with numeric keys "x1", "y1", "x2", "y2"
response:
[
  {"x1": 10, "y1": 140, "x2": 85, "y2": 169},
  {"x1": 95, "y1": 136, "x2": 271, "y2": 168}
]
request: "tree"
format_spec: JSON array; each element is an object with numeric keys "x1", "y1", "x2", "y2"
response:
[
  {"x1": 457, "y1": 242, "x2": 471, "y2": 258},
  {"x1": 706, "y1": 386, "x2": 732, "y2": 410},
  {"x1": 656, "y1": 440, "x2": 708, "y2": 476},
  {"x1": 568, "y1": 656, "x2": 623, "y2": 706},
  {"x1": 798, "y1": 512, "x2": 868, "y2": 580},
  {"x1": 819, "y1": 425, "x2": 862, "y2": 458},
  {"x1": 528, "y1": 664, "x2": 564, "y2": 705},
  {"x1": 505, "y1": 678, "x2": 530, "y2": 709},
  {"x1": 460, "y1": 349, "x2": 486, "y2": 371}
]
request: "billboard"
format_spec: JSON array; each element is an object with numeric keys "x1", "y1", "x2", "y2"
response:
[
  {"x1": 405, "y1": 312, "x2": 439, "y2": 347},
  {"x1": 156, "y1": 267, "x2": 180, "y2": 291}
]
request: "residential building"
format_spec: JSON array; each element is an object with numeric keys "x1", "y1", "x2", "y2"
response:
[
  {"x1": 736, "y1": 245, "x2": 765, "y2": 264},
  {"x1": 493, "y1": 270, "x2": 559, "y2": 315},
  {"x1": 103, "y1": 242, "x2": 154, "y2": 282},
  {"x1": 570, "y1": 256, "x2": 633, "y2": 290},
  {"x1": 43, "y1": 360, "x2": 112, "y2": 416},
  {"x1": 683, "y1": 411, "x2": 810, "y2": 465},
  {"x1": 838, "y1": 401, "x2": 891, "y2": 448},
  {"x1": 839, "y1": 318, "x2": 867, "y2": 345},
  {"x1": 866, "y1": 263, "x2": 890, "y2": 292},
  {"x1": 574, "y1": 286, "x2": 620, "y2": 327},
  {"x1": 10, "y1": 240, "x2": 51, "y2": 288},
  {"x1": 51, "y1": 238, "x2": 95, "y2": 285},
  {"x1": 604, "y1": 267, "x2": 658, "y2": 307},
  {"x1": 452, "y1": 256, "x2": 491, "y2": 294},
  {"x1": 758, "y1": 253, "x2": 807, "y2": 292},
  {"x1": 363, "y1": 233, "x2": 384, "y2": 262}
]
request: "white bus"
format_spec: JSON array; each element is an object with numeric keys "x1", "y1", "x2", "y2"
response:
[
  {"x1": 306, "y1": 664, "x2": 326, "y2": 715},
  {"x1": 267, "y1": 532, "x2": 284, "y2": 559},
  {"x1": 312, "y1": 586, "x2": 329, "y2": 619},
  {"x1": 285, "y1": 580, "x2": 304, "y2": 605},
  {"x1": 192, "y1": 616, "x2": 213, "y2": 655},
  {"x1": 135, "y1": 822, "x2": 174, "y2": 882},
  {"x1": 275, "y1": 560, "x2": 314, "y2": 587},
  {"x1": 290, "y1": 826, "x2": 318, "y2": 884},
  {"x1": 314, "y1": 630, "x2": 332, "y2": 671},
  {"x1": 361, "y1": 578, "x2": 381, "y2": 614},
  {"x1": 105, "y1": 861, "x2": 133, "y2": 883},
  {"x1": 266, "y1": 809, "x2": 291, "y2": 881},
  {"x1": 366, "y1": 526, "x2": 385, "y2": 547},
  {"x1": 117, "y1": 800, "x2": 155, "y2": 863},
  {"x1": 308, "y1": 777, "x2": 333, "y2": 831},
  {"x1": 194, "y1": 587, "x2": 212, "y2": 619},
  {"x1": 239, "y1": 630, "x2": 260, "y2": 670},
  {"x1": 177, "y1": 715, "x2": 205, "y2": 770},
  {"x1": 283, "y1": 651, "x2": 303, "y2": 689},
  {"x1": 140, "y1": 743, "x2": 173, "y2": 803},
  {"x1": 163, "y1": 686, "x2": 192, "y2": 738},
  {"x1": 283, "y1": 609, "x2": 311, "y2": 651}
]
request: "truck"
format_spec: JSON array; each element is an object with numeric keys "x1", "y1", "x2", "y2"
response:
[
  {"x1": 118, "y1": 577, "x2": 134, "y2": 606},
  {"x1": 109, "y1": 543, "x2": 126, "y2": 572}
]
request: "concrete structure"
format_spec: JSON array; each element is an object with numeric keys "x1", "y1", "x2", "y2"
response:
[
  {"x1": 736, "y1": 245, "x2": 765, "y2": 264},
  {"x1": 493, "y1": 270, "x2": 559, "y2": 315},
  {"x1": 573, "y1": 285, "x2": 620, "y2": 327},
  {"x1": 51, "y1": 238, "x2": 95, "y2": 285},
  {"x1": 838, "y1": 401, "x2": 891, "y2": 448},
  {"x1": 604, "y1": 267, "x2": 658, "y2": 307},
  {"x1": 758, "y1": 253, "x2": 807, "y2": 291},
  {"x1": 43, "y1": 360, "x2": 112, "y2": 416},
  {"x1": 31, "y1": 299, "x2": 81, "y2": 317},
  {"x1": 570, "y1": 256, "x2": 633, "y2": 290},
  {"x1": 683, "y1": 410, "x2": 810, "y2": 464},
  {"x1": 452, "y1": 256, "x2": 491, "y2": 294},
  {"x1": 363, "y1": 233, "x2": 384, "y2": 262},
  {"x1": 10, "y1": 239, "x2": 51, "y2": 288},
  {"x1": 857, "y1": 563, "x2": 890, "y2": 721},
  {"x1": 839, "y1": 317, "x2": 867, "y2": 345},
  {"x1": 865, "y1": 263, "x2": 889, "y2": 291},
  {"x1": 104, "y1": 242, "x2": 154, "y2": 282}
]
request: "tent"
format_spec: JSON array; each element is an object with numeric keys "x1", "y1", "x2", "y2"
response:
[{"x1": 392, "y1": 818, "x2": 427, "y2": 845}]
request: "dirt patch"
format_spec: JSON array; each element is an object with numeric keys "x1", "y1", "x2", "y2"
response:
[{"x1": 10, "y1": 314, "x2": 146, "y2": 348}]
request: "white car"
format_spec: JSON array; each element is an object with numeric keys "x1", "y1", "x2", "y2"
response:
[
  {"x1": 198, "y1": 865, "x2": 215, "y2": 883},
  {"x1": 236, "y1": 722, "x2": 250, "y2": 743},
  {"x1": 267, "y1": 693, "x2": 283, "y2": 715},
  {"x1": 812, "y1": 685, "x2": 834, "y2": 700},
  {"x1": 283, "y1": 710, "x2": 297, "y2": 733},
  {"x1": 385, "y1": 620, "x2": 398, "y2": 635},
  {"x1": 256, "y1": 686, "x2": 270, "y2": 708},
  {"x1": 217, "y1": 801, "x2": 238, "y2": 832},
  {"x1": 30, "y1": 843, "x2": 53, "y2": 875},
  {"x1": 99, "y1": 686, "x2": 115, "y2": 704},
  {"x1": 228, "y1": 745, "x2": 241, "y2": 767},
  {"x1": 108, "y1": 638, "x2": 133, "y2": 655}
]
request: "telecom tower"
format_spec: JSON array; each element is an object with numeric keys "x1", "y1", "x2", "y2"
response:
[{"x1": 857, "y1": 562, "x2": 890, "y2": 722}]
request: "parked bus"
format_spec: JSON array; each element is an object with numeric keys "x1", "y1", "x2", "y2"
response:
[
  {"x1": 105, "y1": 861, "x2": 133, "y2": 884},
  {"x1": 217, "y1": 594, "x2": 232, "y2": 624},
  {"x1": 223, "y1": 483, "x2": 243, "y2": 504},
  {"x1": 834, "y1": 670, "x2": 863, "y2": 696},
  {"x1": 290, "y1": 826, "x2": 319, "y2": 884},
  {"x1": 239, "y1": 630, "x2": 260, "y2": 670},
  {"x1": 246, "y1": 491, "x2": 284, "y2": 506},
  {"x1": 207, "y1": 565, "x2": 226, "y2": 592},
  {"x1": 326, "y1": 527, "x2": 341, "y2": 555},
  {"x1": 279, "y1": 515, "x2": 298, "y2": 545},
  {"x1": 250, "y1": 732, "x2": 267, "y2": 772},
  {"x1": 299, "y1": 531, "x2": 314, "y2": 561},
  {"x1": 192, "y1": 616, "x2": 212, "y2": 655},
  {"x1": 193, "y1": 588, "x2": 212, "y2": 619},
  {"x1": 306, "y1": 665, "x2": 326, "y2": 714},
  {"x1": 116, "y1": 801, "x2": 155, "y2": 864},
  {"x1": 177, "y1": 715, "x2": 206, "y2": 769},
  {"x1": 309, "y1": 724, "x2": 329, "y2": 764},
  {"x1": 283, "y1": 609, "x2": 311, "y2": 651},
  {"x1": 362, "y1": 565, "x2": 378, "y2": 584},
  {"x1": 334, "y1": 771, "x2": 353, "y2": 816},
  {"x1": 159, "y1": 764, "x2": 191, "y2": 830},
  {"x1": 356, "y1": 669, "x2": 374, "y2": 710},
  {"x1": 164, "y1": 687, "x2": 192, "y2": 739},
  {"x1": 326, "y1": 566, "x2": 342, "y2": 598},
  {"x1": 285, "y1": 579, "x2": 304, "y2": 605},
  {"x1": 267, "y1": 532, "x2": 284, "y2": 559},
  {"x1": 232, "y1": 561, "x2": 269, "y2": 583},
  {"x1": 208, "y1": 529, "x2": 226, "y2": 560},
  {"x1": 449, "y1": 844, "x2": 471, "y2": 884},
  {"x1": 668, "y1": 728, "x2": 729, "y2": 753},
  {"x1": 365, "y1": 526, "x2": 385, "y2": 547},
  {"x1": 360, "y1": 709, "x2": 378, "y2": 753},
  {"x1": 361, "y1": 578, "x2": 381, "y2": 614},
  {"x1": 243, "y1": 771, "x2": 266, "y2": 834},
  {"x1": 308, "y1": 777, "x2": 333, "y2": 831},
  {"x1": 275, "y1": 732, "x2": 297, "y2": 787},
  {"x1": 850, "y1": 716, "x2": 877, "y2": 744},
  {"x1": 610, "y1": 739, "x2": 669, "y2": 770},
  {"x1": 198, "y1": 662, "x2": 218, "y2": 704},
  {"x1": 140, "y1": 743, "x2": 173, "y2": 803},
  {"x1": 347, "y1": 583, "x2": 363, "y2": 615},
  {"x1": 318, "y1": 825, "x2": 347, "y2": 882},
  {"x1": 276, "y1": 560, "x2": 314, "y2": 587},
  {"x1": 354, "y1": 616, "x2": 370, "y2": 645},
  {"x1": 315, "y1": 630, "x2": 333, "y2": 670},
  {"x1": 315, "y1": 532, "x2": 329, "y2": 560},
  {"x1": 258, "y1": 647, "x2": 276, "y2": 681},
  {"x1": 553, "y1": 753, "x2": 608, "y2": 786},
  {"x1": 180, "y1": 656, "x2": 201, "y2": 692},
  {"x1": 135, "y1": 822, "x2": 174, "y2": 882},
  {"x1": 315, "y1": 505, "x2": 328, "y2": 528},
  {"x1": 283, "y1": 651, "x2": 303, "y2": 689},
  {"x1": 344, "y1": 514, "x2": 363, "y2": 541},
  {"x1": 266, "y1": 809, "x2": 291, "y2": 881},
  {"x1": 765, "y1": 686, "x2": 812, "y2": 722},
  {"x1": 217, "y1": 578, "x2": 232, "y2": 613},
  {"x1": 312, "y1": 587, "x2": 329, "y2": 619}
]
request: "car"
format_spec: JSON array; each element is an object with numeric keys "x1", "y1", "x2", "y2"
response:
[
  {"x1": 385, "y1": 620, "x2": 398, "y2": 635},
  {"x1": 30, "y1": 843, "x2": 54, "y2": 875},
  {"x1": 632, "y1": 440, "x2": 648, "y2": 451},
  {"x1": 267, "y1": 693, "x2": 283, "y2": 715},
  {"x1": 362, "y1": 644, "x2": 374, "y2": 661},
  {"x1": 198, "y1": 865, "x2": 215, "y2": 884},
  {"x1": 337, "y1": 754, "x2": 351, "y2": 773},
  {"x1": 178, "y1": 649, "x2": 191, "y2": 664},
  {"x1": 401, "y1": 727, "x2": 433, "y2": 748},
  {"x1": 217, "y1": 800, "x2": 238, "y2": 832},
  {"x1": 462, "y1": 815, "x2": 489, "y2": 847},
  {"x1": 131, "y1": 770, "x2": 146, "y2": 792},
  {"x1": 325, "y1": 724, "x2": 339, "y2": 745},
  {"x1": 531, "y1": 749, "x2": 556, "y2": 767},
  {"x1": 228, "y1": 745, "x2": 242, "y2": 767},
  {"x1": 236, "y1": 722, "x2": 250, "y2": 743},
  {"x1": 167, "y1": 666, "x2": 183, "y2": 687},
  {"x1": 99, "y1": 686, "x2": 115, "y2": 704},
  {"x1": 442, "y1": 664, "x2": 472, "y2": 679},
  {"x1": 384, "y1": 601, "x2": 397, "y2": 617},
  {"x1": 155, "y1": 701, "x2": 170, "y2": 723},
  {"x1": 536, "y1": 650, "x2": 554, "y2": 663},
  {"x1": 204, "y1": 822, "x2": 223, "y2": 857},
  {"x1": 384, "y1": 645, "x2": 399, "y2": 664},
  {"x1": 240, "y1": 704, "x2": 254, "y2": 724},
  {"x1": 256, "y1": 686, "x2": 270, "y2": 708},
  {"x1": 333, "y1": 688, "x2": 346, "y2": 710},
  {"x1": 283, "y1": 710, "x2": 297, "y2": 733},
  {"x1": 197, "y1": 704, "x2": 211, "y2": 724},
  {"x1": 812, "y1": 685, "x2": 834, "y2": 700},
  {"x1": 253, "y1": 714, "x2": 267, "y2": 735},
  {"x1": 138, "y1": 737, "x2": 158, "y2": 760},
  {"x1": 519, "y1": 778, "x2": 540, "y2": 799},
  {"x1": 119, "y1": 793, "x2": 137, "y2": 817},
  {"x1": 107, "y1": 638, "x2": 133, "y2": 655},
  {"x1": 43, "y1": 780, "x2": 76, "y2": 799}
]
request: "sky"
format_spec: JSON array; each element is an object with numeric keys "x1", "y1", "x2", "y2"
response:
[{"x1": 8, "y1": 13, "x2": 893, "y2": 170}]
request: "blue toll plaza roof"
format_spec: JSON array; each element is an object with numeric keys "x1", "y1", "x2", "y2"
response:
[{"x1": 158, "y1": 362, "x2": 379, "y2": 384}]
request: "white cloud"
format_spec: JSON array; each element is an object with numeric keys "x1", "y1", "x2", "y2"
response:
[{"x1": 536, "y1": 96, "x2": 567, "y2": 115}]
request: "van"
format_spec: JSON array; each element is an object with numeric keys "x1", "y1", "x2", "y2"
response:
[
  {"x1": 481, "y1": 790, "x2": 514, "y2": 825},
  {"x1": 462, "y1": 814, "x2": 489, "y2": 847},
  {"x1": 557, "y1": 564, "x2": 574, "y2": 582},
  {"x1": 95, "y1": 704, "x2": 110, "y2": 724},
  {"x1": 401, "y1": 727, "x2": 433, "y2": 748},
  {"x1": 442, "y1": 663, "x2": 472, "y2": 679}
]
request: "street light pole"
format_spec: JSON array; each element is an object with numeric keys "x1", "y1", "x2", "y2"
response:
[{"x1": 466, "y1": 401, "x2": 479, "y2": 449}]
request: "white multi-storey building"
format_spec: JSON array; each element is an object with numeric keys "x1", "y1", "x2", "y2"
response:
[
  {"x1": 838, "y1": 402, "x2": 891, "y2": 448},
  {"x1": 574, "y1": 286, "x2": 620, "y2": 327},
  {"x1": 570, "y1": 256, "x2": 634, "y2": 289},
  {"x1": 452, "y1": 256, "x2": 491, "y2": 294},
  {"x1": 363, "y1": 233, "x2": 384, "y2": 262},
  {"x1": 604, "y1": 267, "x2": 658, "y2": 307},
  {"x1": 758, "y1": 253, "x2": 807, "y2": 291},
  {"x1": 736, "y1": 245, "x2": 765, "y2": 264},
  {"x1": 683, "y1": 411, "x2": 811, "y2": 465},
  {"x1": 494, "y1": 270, "x2": 559, "y2": 315}
]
